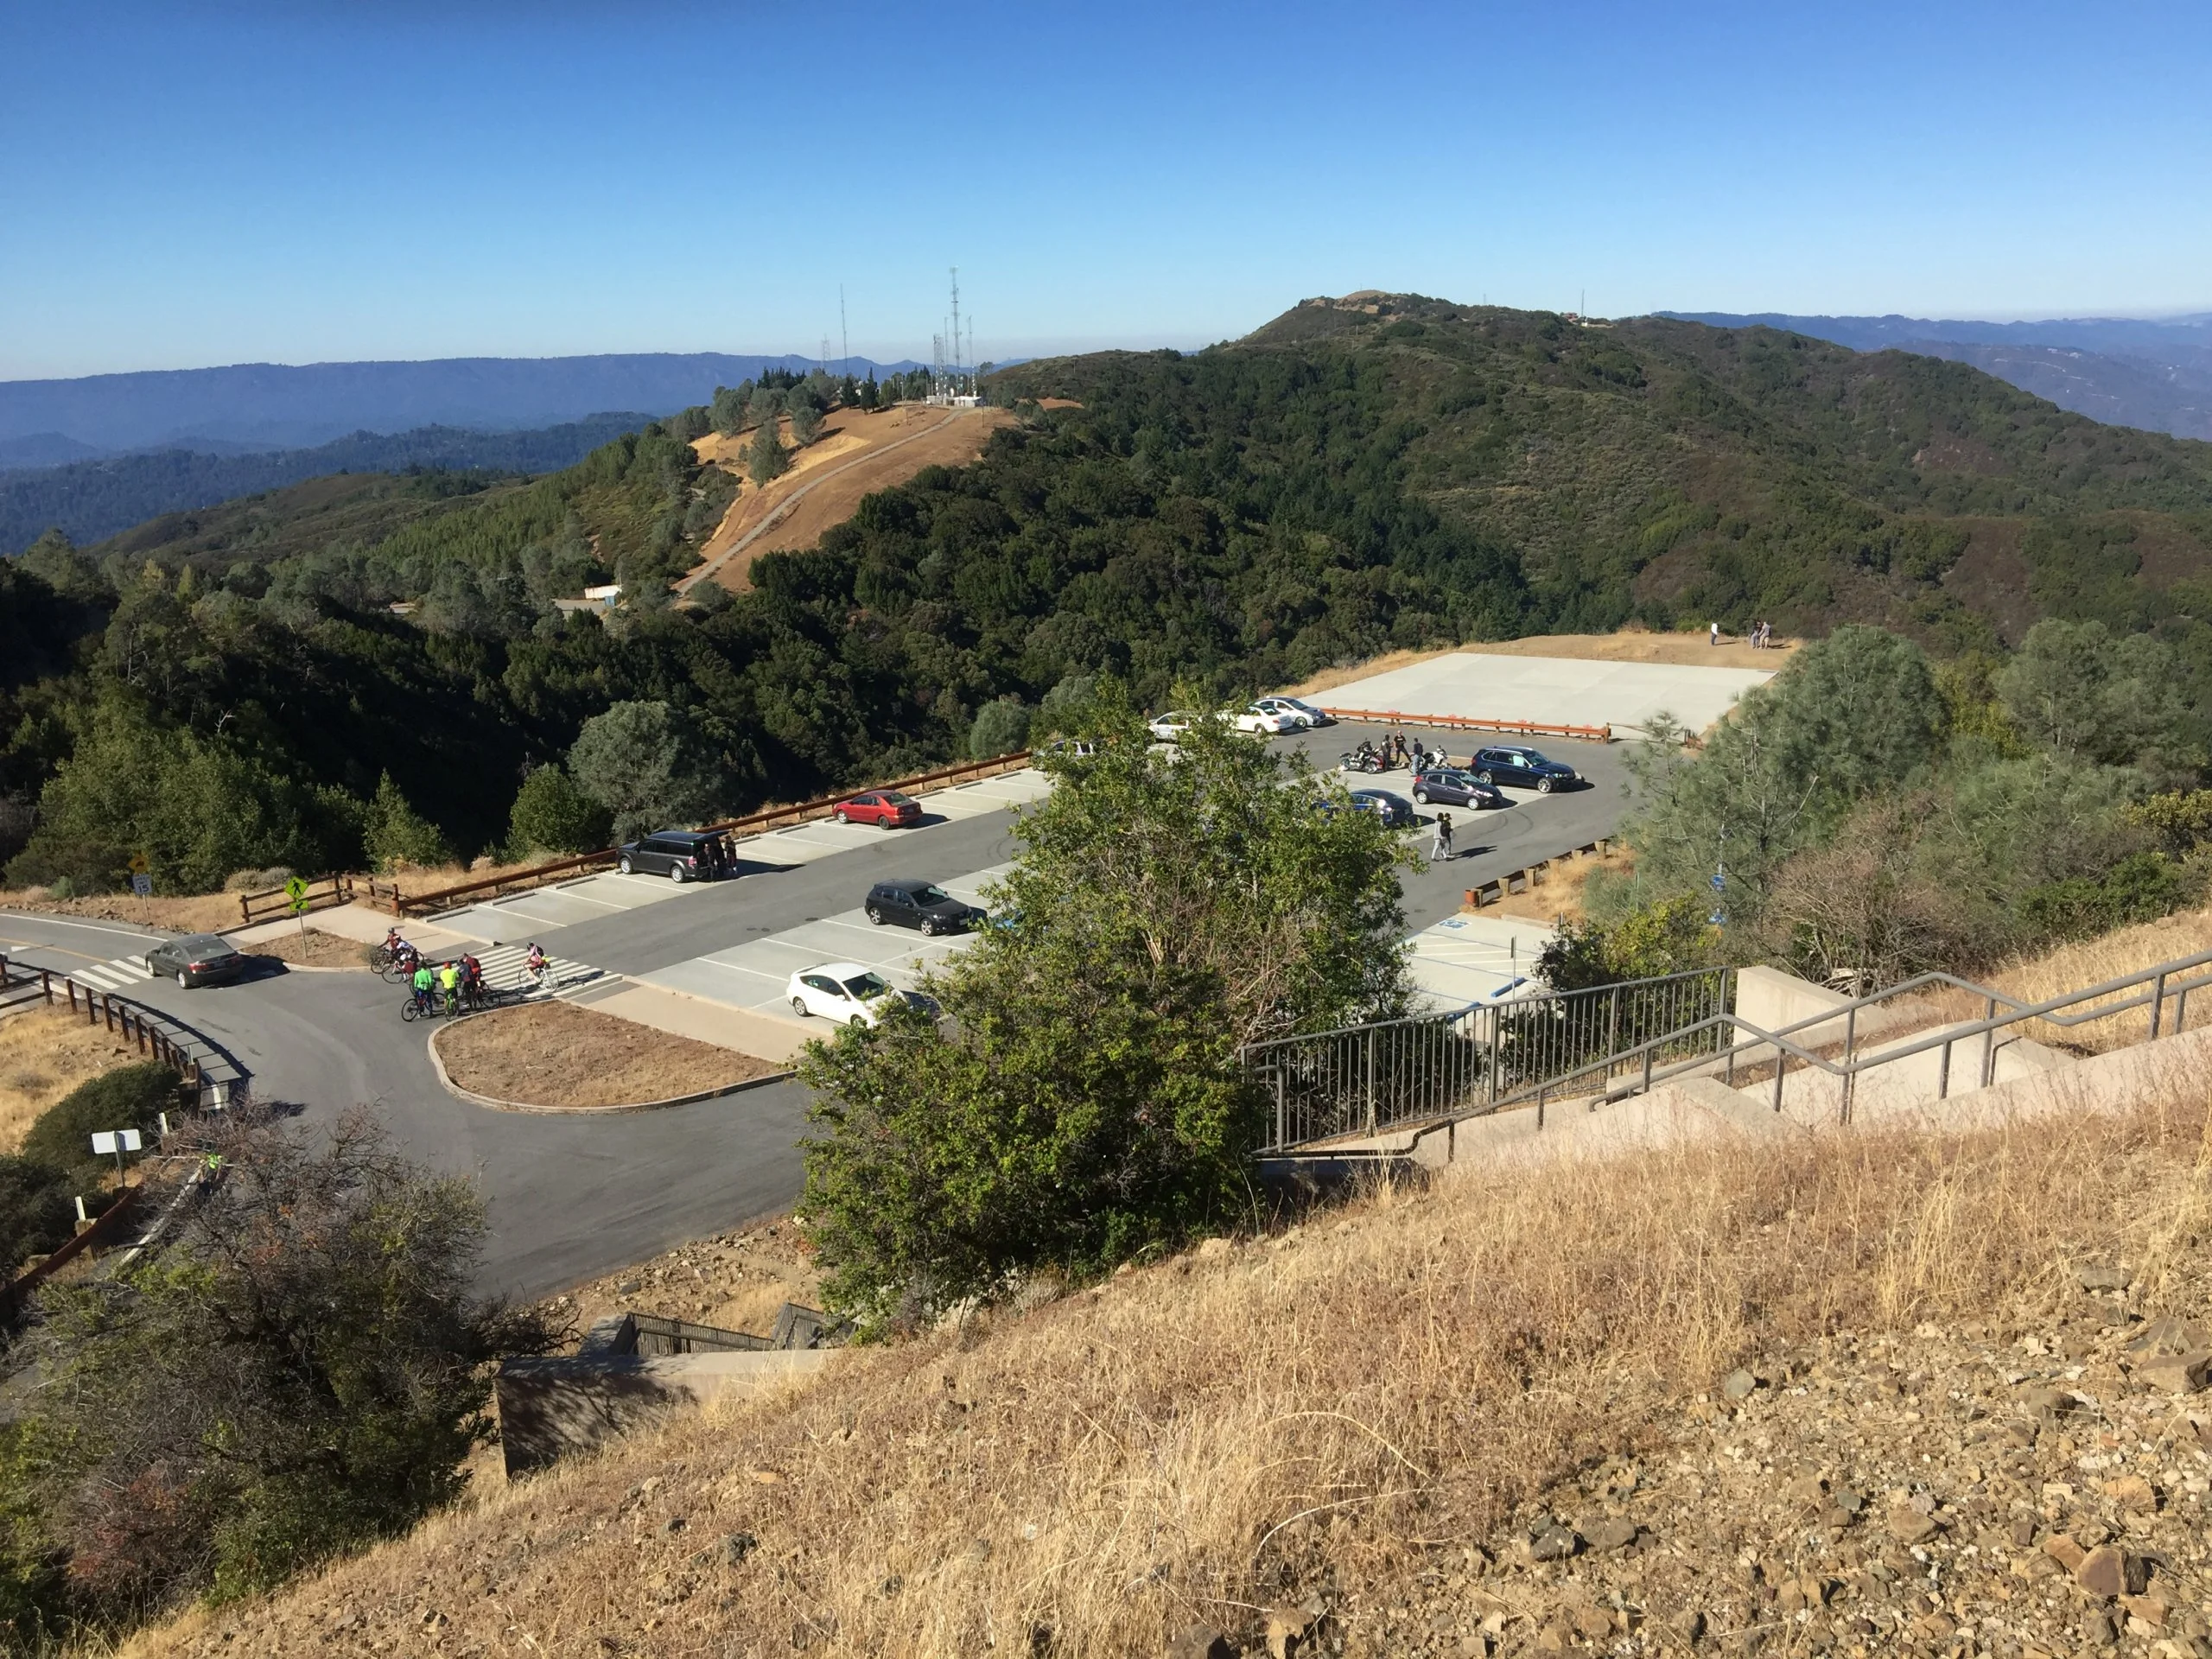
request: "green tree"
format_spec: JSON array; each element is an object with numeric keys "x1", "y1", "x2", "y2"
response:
[
  {"x1": 505, "y1": 762, "x2": 613, "y2": 855},
  {"x1": 1998, "y1": 617, "x2": 2194, "y2": 769},
  {"x1": 967, "y1": 696, "x2": 1032, "y2": 758},
  {"x1": 566, "y1": 700, "x2": 719, "y2": 842},
  {"x1": 363, "y1": 772, "x2": 454, "y2": 872},
  {"x1": 788, "y1": 399, "x2": 823, "y2": 446},
  {"x1": 798, "y1": 686, "x2": 1410, "y2": 1327},
  {"x1": 747, "y1": 416, "x2": 790, "y2": 486},
  {"x1": 22, "y1": 1110, "x2": 558, "y2": 1624},
  {"x1": 1605, "y1": 626, "x2": 1947, "y2": 932}
]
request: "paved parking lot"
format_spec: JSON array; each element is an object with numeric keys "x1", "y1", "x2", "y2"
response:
[
  {"x1": 432, "y1": 771, "x2": 1052, "y2": 944},
  {"x1": 639, "y1": 863, "x2": 1007, "y2": 1031}
]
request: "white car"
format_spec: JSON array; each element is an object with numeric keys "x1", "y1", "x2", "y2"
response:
[
  {"x1": 1251, "y1": 696, "x2": 1325, "y2": 728},
  {"x1": 786, "y1": 962, "x2": 929, "y2": 1027},
  {"x1": 1233, "y1": 703, "x2": 1301, "y2": 735},
  {"x1": 1147, "y1": 711, "x2": 1198, "y2": 742}
]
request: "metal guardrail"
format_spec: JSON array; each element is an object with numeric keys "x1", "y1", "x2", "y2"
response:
[
  {"x1": 1243, "y1": 967, "x2": 1732, "y2": 1152},
  {"x1": 1315, "y1": 706, "x2": 1613, "y2": 743},
  {"x1": 236, "y1": 873, "x2": 354, "y2": 927},
  {"x1": 0, "y1": 955, "x2": 222, "y2": 1099},
  {"x1": 1464, "y1": 839, "x2": 1617, "y2": 908},
  {"x1": 385, "y1": 750, "x2": 1035, "y2": 918}
]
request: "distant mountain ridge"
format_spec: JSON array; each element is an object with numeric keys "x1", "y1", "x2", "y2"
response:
[
  {"x1": 1662, "y1": 311, "x2": 2212, "y2": 441},
  {"x1": 0, "y1": 352, "x2": 929, "y2": 454},
  {"x1": 0, "y1": 414, "x2": 664, "y2": 556}
]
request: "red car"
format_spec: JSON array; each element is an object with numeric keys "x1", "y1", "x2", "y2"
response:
[{"x1": 833, "y1": 789, "x2": 922, "y2": 830}]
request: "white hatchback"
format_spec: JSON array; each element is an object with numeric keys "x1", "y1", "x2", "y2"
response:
[{"x1": 787, "y1": 962, "x2": 902, "y2": 1027}]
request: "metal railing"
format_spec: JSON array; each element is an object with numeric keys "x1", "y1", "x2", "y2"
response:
[
  {"x1": 1244, "y1": 967, "x2": 1733, "y2": 1152},
  {"x1": 1379, "y1": 946, "x2": 2212, "y2": 1165}
]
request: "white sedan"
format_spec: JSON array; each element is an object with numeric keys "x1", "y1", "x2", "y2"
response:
[
  {"x1": 786, "y1": 962, "x2": 937, "y2": 1027},
  {"x1": 1254, "y1": 696, "x2": 1329, "y2": 728},
  {"x1": 1147, "y1": 711, "x2": 1198, "y2": 742},
  {"x1": 1234, "y1": 703, "x2": 1302, "y2": 735}
]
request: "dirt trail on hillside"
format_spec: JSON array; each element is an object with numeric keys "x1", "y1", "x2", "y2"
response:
[{"x1": 682, "y1": 404, "x2": 1014, "y2": 594}]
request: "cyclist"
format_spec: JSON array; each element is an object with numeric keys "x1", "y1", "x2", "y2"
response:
[
  {"x1": 436, "y1": 958, "x2": 461, "y2": 1016},
  {"x1": 410, "y1": 959, "x2": 435, "y2": 1015},
  {"x1": 524, "y1": 943, "x2": 550, "y2": 991},
  {"x1": 460, "y1": 952, "x2": 485, "y2": 1008}
]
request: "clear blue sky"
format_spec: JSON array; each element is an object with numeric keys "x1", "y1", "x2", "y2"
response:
[{"x1": 4, "y1": 0, "x2": 2209, "y2": 379}]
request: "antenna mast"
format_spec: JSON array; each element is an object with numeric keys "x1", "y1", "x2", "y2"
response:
[{"x1": 950, "y1": 266, "x2": 962, "y2": 385}]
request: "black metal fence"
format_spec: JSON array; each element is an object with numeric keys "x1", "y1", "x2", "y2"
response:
[{"x1": 1243, "y1": 967, "x2": 1734, "y2": 1152}]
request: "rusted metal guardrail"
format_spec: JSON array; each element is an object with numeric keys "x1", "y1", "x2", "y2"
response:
[
  {"x1": 1463, "y1": 838, "x2": 1618, "y2": 908},
  {"x1": 385, "y1": 750, "x2": 1035, "y2": 918},
  {"x1": 1316, "y1": 707, "x2": 1612, "y2": 743},
  {"x1": 0, "y1": 1186, "x2": 141, "y2": 1319},
  {"x1": 236, "y1": 873, "x2": 354, "y2": 927},
  {"x1": 0, "y1": 955, "x2": 207, "y2": 1090}
]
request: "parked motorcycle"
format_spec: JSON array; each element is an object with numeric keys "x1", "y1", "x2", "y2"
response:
[{"x1": 1339, "y1": 743, "x2": 1387, "y2": 774}]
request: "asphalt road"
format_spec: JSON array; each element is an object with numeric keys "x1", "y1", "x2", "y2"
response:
[
  {"x1": 0, "y1": 910, "x2": 810, "y2": 1301},
  {"x1": 0, "y1": 721, "x2": 1632, "y2": 1301}
]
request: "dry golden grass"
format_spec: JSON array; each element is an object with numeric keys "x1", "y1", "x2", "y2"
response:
[
  {"x1": 1471, "y1": 842, "x2": 1634, "y2": 923},
  {"x1": 0, "y1": 1007, "x2": 142, "y2": 1153},
  {"x1": 1887, "y1": 906, "x2": 2212, "y2": 1054},
  {"x1": 0, "y1": 888, "x2": 242, "y2": 935},
  {"x1": 434, "y1": 1000, "x2": 776, "y2": 1109},
  {"x1": 140, "y1": 1060, "x2": 2212, "y2": 1658}
]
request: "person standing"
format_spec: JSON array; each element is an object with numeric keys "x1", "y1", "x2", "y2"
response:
[
  {"x1": 1431, "y1": 810, "x2": 1454, "y2": 862},
  {"x1": 1710, "y1": 620, "x2": 1721, "y2": 646}
]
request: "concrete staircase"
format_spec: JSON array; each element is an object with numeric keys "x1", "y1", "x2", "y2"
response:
[{"x1": 1390, "y1": 956, "x2": 2208, "y2": 1173}]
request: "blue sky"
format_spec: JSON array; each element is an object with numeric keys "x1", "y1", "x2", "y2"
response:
[{"x1": 4, "y1": 0, "x2": 2209, "y2": 379}]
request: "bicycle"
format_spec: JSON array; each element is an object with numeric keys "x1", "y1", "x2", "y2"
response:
[
  {"x1": 373, "y1": 946, "x2": 420, "y2": 982},
  {"x1": 400, "y1": 991, "x2": 437, "y2": 1022}
]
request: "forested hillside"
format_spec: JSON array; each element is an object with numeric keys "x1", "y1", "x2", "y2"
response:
[{"x1": 9, "y1": 298, "x2": 2212, "y2": 898}]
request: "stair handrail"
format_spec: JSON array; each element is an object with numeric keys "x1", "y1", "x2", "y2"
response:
[{"x1": 1473, "y1": 943, "x2": 2212, "y2": 1136}]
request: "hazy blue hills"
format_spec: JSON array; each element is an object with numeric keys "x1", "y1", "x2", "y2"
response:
[
  {"x1": 0, "y1": 414, "x2": 664, "y2": 556},
  {"x1": 0, "y1": 352, "x2": 928, "y2": 454},
  {"x1": 1663, "y1": 311, "x2": 2212, "y2": 441}
]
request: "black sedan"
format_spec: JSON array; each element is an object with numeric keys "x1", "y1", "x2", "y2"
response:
[
  {"x1": 1347, "y1": 789, "x2": 1416, "y2": 829},
  {"x1": 145, "y1": 933, "x2": 247, "y2": 988},
  {"x1": 1410, "y1": 768, "x2": 1506, "y2": 810},
  {"x1": 1471, "y1": 746, "x2": 1582, "y2": 792},
  {"x1": 865, "y1": 880, "x2": 986, "y2": 936}
]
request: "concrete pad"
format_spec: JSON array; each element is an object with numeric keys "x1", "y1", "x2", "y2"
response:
[
  {"x1": 1404, "y1": 913, "x2": 1554, "y2": 1008},
  {"x1": 1318, "y1": 652, "x2": 1773, "y2": 734},
  {"x1": 571, "y1": 981, "x2": 810, "y2": 1065}
]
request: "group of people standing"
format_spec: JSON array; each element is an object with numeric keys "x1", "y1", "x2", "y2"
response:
[{"x1": 1710, "y1": 620, "x2": 1779, "y2": 648}]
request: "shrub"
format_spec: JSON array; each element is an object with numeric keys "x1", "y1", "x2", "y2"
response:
[
  {"x1": 505, "y1": 764, "x2": 613, "y2": 856},
  {"x1": 0, "y1": 1155, "x2": 76, "y2": 1269},
  {"x1": 25, "y1": 1110, "x2": 562, "y2": 1625},
  {"x1": 20, "y1": 1064, "x2": 183, "y2": 1181},
  {"x1": 968, "y1": 697, "x2": 1033, "y2": 760},
  {"x1": 2020, "y1": 852, "x2": 2198, "y2": 943}
]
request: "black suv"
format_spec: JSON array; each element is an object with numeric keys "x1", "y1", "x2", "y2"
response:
[
  {"x1": 865, "y1": 880, "x2": 984, "y2": 935},
  {"x1": 1471, "y1": 747, "x2": 1581, "y2": 793},
  {"x1": 617, "y1": 829, "x2": 732, "y2": 882}
]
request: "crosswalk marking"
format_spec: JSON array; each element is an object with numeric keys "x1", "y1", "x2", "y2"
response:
[
  {"x1": 467, "y1": 941, "x2": 601, "y2": 994},
  {"x1": 73, "y1": 953, "x2": 156, "y2": 992}
]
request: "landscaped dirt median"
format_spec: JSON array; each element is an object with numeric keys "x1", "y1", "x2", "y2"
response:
[
  {"x1": 431, "y1": 1000, "x2": 779, "y2": 1109},
  {"x1": 243, "y1": 926, "x2": 373, "y2": 969}
]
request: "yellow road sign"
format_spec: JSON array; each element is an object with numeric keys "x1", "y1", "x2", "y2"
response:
[{"x1": 128, "y1": 853, "x2": 149, "y2": 874}]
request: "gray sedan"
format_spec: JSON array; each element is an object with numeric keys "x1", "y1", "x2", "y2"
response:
[{"x1": 145, "y1": 933, "x2": 247, "y2": 988}]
